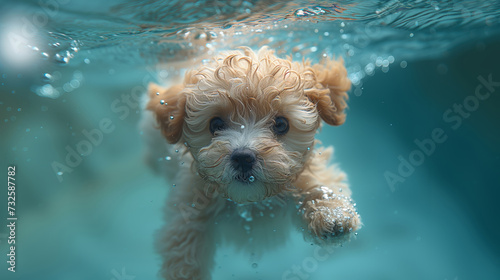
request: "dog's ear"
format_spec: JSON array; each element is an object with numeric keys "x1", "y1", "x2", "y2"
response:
[
  {"x1": 146, "y1": 83, "x2": 186, "y2": 144},
  {"x1": 305, "y1": 58, "x2": 351, "y2": 126}
]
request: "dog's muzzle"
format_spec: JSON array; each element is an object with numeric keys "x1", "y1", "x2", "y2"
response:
[{"x1": 230, "y1": 148, "x2": 256, "y2": 182}]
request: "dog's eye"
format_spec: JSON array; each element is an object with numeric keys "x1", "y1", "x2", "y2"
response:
[
  {"x1": 209, "y1": 117, "x2": 226, "y2": 135},
  {"x1": 273, "y1": 116, "x2": 289, "y2": 135}
]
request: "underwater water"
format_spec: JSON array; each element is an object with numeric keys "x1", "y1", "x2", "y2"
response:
[{"x1": 1, "y1": 0, "x2": 500, "y2": 279}]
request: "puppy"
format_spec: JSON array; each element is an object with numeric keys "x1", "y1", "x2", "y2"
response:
[{"x1": 143, "y1": 47, "x2": 361, "y2": 280}]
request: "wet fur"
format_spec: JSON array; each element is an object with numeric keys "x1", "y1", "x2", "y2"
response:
[{"x1": 142, "y1": 47, "x2": 361, "y2": 280}]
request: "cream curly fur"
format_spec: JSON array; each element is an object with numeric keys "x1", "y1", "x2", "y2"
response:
[{"x1": 142, "y1": 47, "x2": 361, "y2": 280}]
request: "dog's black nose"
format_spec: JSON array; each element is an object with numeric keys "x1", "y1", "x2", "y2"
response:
[{"x1": 231, "y1": 148, "x2": 256, "y2": 172}]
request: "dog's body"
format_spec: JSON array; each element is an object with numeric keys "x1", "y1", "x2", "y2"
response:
[{"x1": 142, "y1": 47, "x2": 361, "y2": 280}]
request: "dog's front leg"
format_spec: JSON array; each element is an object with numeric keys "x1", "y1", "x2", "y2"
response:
[
  {"x1": 299, "y1": 185, "x2": 361, "y2": 242},
  {"x1": 157, "y1": 185, "x2": 218, "y2": 280},
  {"x1": 293, "y1": 156, "x2": 361, "y2": 243},
  {"x1": 157, "y1": 216, "x2": 215, "y2": 280}
]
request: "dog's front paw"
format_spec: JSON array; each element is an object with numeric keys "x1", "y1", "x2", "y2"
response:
[{"x1": 304, "y1": 201, "x2": 361, "y2": 243}]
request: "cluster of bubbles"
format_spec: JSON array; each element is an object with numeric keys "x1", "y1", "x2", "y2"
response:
[
  {"x1": 188, "y1": 19, "x2": 411, "y2": 99},
  {"x1": 24, "y1": 4, "x2": 416, "y2": 103},
  {"x1": 35, "y1": 70, "x2": 84, "y2": 99},
  {"x1": 348, "y1": 54, "x2": 402, "y2": 96},
  {"x1": 234, "y1": 194, "x2": 288, "y2": 234},
  {"x1": 30, "y1": 32, "x2": 80, "y2": 66},
  {"x1": 11, "y1": 0, "x2": 498, "y2": 105},
  {"x1": 26, "y1": 32, "x2": 87, "y2": 98},
  {"x1": 294, "y1": 4, "x2": 341, "y2": 18}
]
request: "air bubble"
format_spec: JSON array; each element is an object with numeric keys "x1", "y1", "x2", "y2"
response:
[
  {"x1": 160, "y1": 99, "x2": 165, "y2": 105},
  {"x1": 63, "y1": 83, "x2": 73, "y2": 92},
  {"x1": 248, "y1": 176, "x2": 255, "y2": 183},
  {"x1": 159, "y1": 70, "x2": 169, "y2": 78},
  {"x1": 70, "y1": 79, "x2": 80, "y2": 88},
  {"x1": 365, "y1": 63, "x2": 375, "y2": 75},
  {"x1": 37, "y1": 84, "x2": 60, "y2": 99},
  {"x1": 42, "y1": 73, "x2": 53, "y2": 83},
  {"x1": 252, "y1": 263, "x2": 258, "y2": 269},
  {"x1": 54, "y1": 53, "x2": 69, "y2": 64},
  {"x1": 166, "y1": 156, "x2": 171, "y2": 160},
  {"x1": 354, "y1": 88, "x2": 363, "y2": 96},
  {"x1": 73, "y1": 71, "x2": 83, "y2": 80},
  {"x1": 70, "y1": 40, "x2": 79, "y2": 52},
  {"x1": 169, "y1": 115, "x2": 174, "y2": 119}
]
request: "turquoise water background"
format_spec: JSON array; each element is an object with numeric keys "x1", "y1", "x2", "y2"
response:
[{"x1": 0, "y1": 0, "x2": 499, "y2": 279}]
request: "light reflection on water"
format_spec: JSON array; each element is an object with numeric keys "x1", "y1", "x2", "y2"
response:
[{"x1": 0, "y1": 0, "x2": 499, "y2": 98}]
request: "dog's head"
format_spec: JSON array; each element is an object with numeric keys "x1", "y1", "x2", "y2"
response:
[{"x1": 147, "y1": 47, "x2": 350, "y2": 204}]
